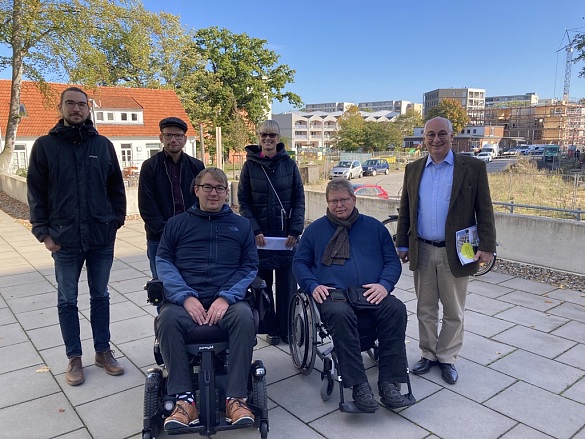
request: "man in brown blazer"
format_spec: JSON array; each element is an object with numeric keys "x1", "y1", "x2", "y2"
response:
[{"x1": 395, "y1": 117, "x2": 496, "y2": 384}]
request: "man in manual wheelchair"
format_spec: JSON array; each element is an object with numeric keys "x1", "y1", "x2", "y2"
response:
[
  {"x1": 292, "y1": 178, "x2": 415, "y2": 413},
  {"x1": 142, "y1": 168, "x2": 268, "y2": 438}
]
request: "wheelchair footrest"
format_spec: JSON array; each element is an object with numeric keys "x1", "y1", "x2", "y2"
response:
[
  {"x1": 339, "y1": 401, "x2": 377, "y2": 414},
  {"x1": 380, "y1": 392, "x2": 416, "y2": 410}
]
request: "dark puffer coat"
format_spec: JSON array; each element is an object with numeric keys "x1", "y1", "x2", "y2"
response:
[{"x1": 237, "y1": 143, "x2": 305, "y2": 268}]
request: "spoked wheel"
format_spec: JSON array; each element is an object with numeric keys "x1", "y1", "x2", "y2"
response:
[
  {"x1": 473, "y1": 254, "x2": 497, "y2": 276},
  {"x1": 382, "y1": 215, "x2": 398, "y2": 243},
  {"x1": 288, "y1": 291, "x2": 317, "y2": 375}
]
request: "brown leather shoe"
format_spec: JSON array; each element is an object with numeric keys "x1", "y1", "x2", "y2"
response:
[
  {"x1": 95, "y1": 350, "x2": 125, "y2": 376},
  {"x1": 66, "y1": 357, "x2": 85, "y2": 386},
  {"x1": 226, "y1": 398, "x2": 254, "y2": 425},
  {"x1": 164, "y1": 400, "x2": 199, "y2": 430}
]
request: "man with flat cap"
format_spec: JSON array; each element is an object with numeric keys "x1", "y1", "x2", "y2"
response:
[{"x1": 139, "y1": 117, "x2": 205, "y2": 278}]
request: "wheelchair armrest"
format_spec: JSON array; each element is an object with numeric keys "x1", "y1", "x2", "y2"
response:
[{"x1": 145, "y1": 279, "x2": 164, "y2": 306}]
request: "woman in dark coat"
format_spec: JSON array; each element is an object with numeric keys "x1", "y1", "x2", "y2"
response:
[{"x1": 237, "y1": 120, "x2": 305, "y2": 344}]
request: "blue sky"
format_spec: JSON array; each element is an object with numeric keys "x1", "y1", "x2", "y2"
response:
[{"x1": 3, "y1": 0, "x2": 585, "y2": 114}]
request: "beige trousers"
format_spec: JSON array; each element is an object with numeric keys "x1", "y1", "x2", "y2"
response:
[{"x1": 413, "y1": 242, "x2": 469, "y2": 364}]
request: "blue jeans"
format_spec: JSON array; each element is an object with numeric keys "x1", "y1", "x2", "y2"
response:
[
  {"x1": 52, "y1": 243, "x2": 115, "y2": 358},
  {"x1": 146, "y1": 240, "x2": 159, "y2": 279}
]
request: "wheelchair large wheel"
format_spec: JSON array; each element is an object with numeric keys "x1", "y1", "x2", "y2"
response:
[{"x1": 288, "y1": 291, "x2": 317, "y2": 375}]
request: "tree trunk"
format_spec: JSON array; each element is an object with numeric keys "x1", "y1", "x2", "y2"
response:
[{"x1": 0, "y1": 0, "x2": 24, "y2": 174}]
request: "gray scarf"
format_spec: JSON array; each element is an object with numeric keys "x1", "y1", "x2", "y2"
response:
[{"x1": 321, "y1": 208, "x2": 360, "y2": 266}]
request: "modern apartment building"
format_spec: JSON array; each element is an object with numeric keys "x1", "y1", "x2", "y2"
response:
[
  {"x1": 358, "y1": 100, "x2": 422, "y2": 115},
  {"x1": 423, "y1": 88, "x2": 486, "y2": 123},
  {"x1": 305, "y1": 102, "x2": 355, "y2": 113},
  {"x1": 485, "y1": 92, "x2": 539, "y2": 108},
  {"x1": 273, "y1": 110, "x2": 398, "y2": 151},
  {"x1": 404, "y1": 125, "x2": 504, "y2": 152}
]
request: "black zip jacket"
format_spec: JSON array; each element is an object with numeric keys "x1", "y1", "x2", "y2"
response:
[
  {"x1": 138, "y1": 150, "x2": 205, "y2": 242},
  {"x1": 27, "y1": 119, "x2": 126, "y2": 250}
]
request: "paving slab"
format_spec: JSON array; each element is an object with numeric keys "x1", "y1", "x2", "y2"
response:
[
  {"x1": 0, "y1": 392, "x2": 84, "y2": 439},
  {"x1": 465, "y1": 293, "x2": 515, "y2": 316},
  {"x1": 555, "y1": 344, "x2": 585, "y2": 370},
  {"x1": 498, "y1": 278, "x2": 557, "y2": 295},
  {"x1": 458, "y1": 331, "x2": 517, "y2": 365},
  {"x1": 0, "y1": 365, "x2": 61, "y2": 409},
  {"x1": 563, "y1": 377, "x2": 585, "y2": 404},
  {"x1": 0, "y1": 307, "x2": 17, "y2": 326},
  {"x1": 493, "y1": 325, "x2": 577, "y2": 359},
  {"x1": 400, "y1": 389, "x2": 516, "y2": 439},
  {"x1": 497, "y1": 290, "x2": 562, "y2": 312},
  {"x1": 551, "y1": 320, "x2": 585, "y2": 344},
  {"x1": 5, "y1": 290, "x2": 57, "y2": 314},
  {"x1": 0, "y1": 321, "x2": 28, "y2": 347},
  {"x1": 495, "y1": 305, "x2": 568, "y2": 332},
  {"x1": 28, "y1": 319, "x2": 93, "y2": 351},
  {"x1": 490, "y1": 349, "x2": 583, "y2": 393},
  {"x1": 500, "y1": 423, "x2": 555, "y2": 439},
  {"x1": 464, "y1": 309, "x2": 515, "y2": 337},
  {"x1": 485, "y1": 381, "x2": 585, "y2": 438},
  {"x1": 467, "y1": 279, "x2": 514, "y2": 298},
  {"x1": 547, "y1": 302, "x2": 585, "y2": 323},
  {"x1": 545, "y1": 288, "x2": 585, "y2": 307},
  {"x1": 0, "y1": 341, "x2": 44, "y2": 374}
]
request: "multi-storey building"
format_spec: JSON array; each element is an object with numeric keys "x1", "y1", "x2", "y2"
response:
[
  {"x1": 423, "y1": 88, "x2": 486, "y2": 124},
  {"x1": 305, "y1": 102, "x2": 355, "y2": 113},
  {"x1": 404, "y1": 125, "x2": 504, "y2": 153},
  {"x1": 358, "y1": 100, "x2": 422, "y2": 115},
  {"x1": 273, "y1": 110, "x2": 398, "y2": 151},
  {"x1": 485, "y1": 92, "x2": 539, "y2": 108}
]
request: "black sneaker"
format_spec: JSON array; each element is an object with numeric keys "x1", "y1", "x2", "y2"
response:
[
  {"x1": 352, "y1": 382, "x2": 379, "y2": 412},
  {"x1": 378, "y1": 381, "x2": 413, "y2": 409}
]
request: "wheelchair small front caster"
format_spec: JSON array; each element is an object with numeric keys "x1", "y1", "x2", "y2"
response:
[
  {"x1": 320, "y1": 372, "x2": 334, "y2": 401},
  {"x1": 260, "y1": 419, "x2": 269, "y2": 438}
]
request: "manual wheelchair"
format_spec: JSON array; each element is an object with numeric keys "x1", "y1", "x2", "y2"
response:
[
  {"x1": 141, "y1": 278, "x2": 270, "y2": 439},
  {"x1": 287, "y1": 289, "x2": 415, "y2": 413}
]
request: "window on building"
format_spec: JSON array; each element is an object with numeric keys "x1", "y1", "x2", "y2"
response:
[
  {"x1": 121, "y1": 144, "x2": 132, "y2": 166},
  {"x1": 107, "y1": 113, "x2": 114, "y2": 121},
  {"x1": 146, "y1": 143, "x2": 160, "y2": 158},
  {"x1": 96, "y1": 112, "x2": 104, "y2": 121},
  {"x1": 121, "y1": 113, "x2": 128, "y2": 121},
  {"x1": 131, "y1": 113, "x2": 138, "y2": 121}
]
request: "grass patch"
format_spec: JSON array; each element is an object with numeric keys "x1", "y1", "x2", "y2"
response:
[{"x1": 488, "y1": 159, "x2": 584, "y2": 219}]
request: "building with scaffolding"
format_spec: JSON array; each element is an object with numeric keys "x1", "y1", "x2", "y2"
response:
[{"x1": 479, "y1": 101, "x2": 585, "y2": 149}]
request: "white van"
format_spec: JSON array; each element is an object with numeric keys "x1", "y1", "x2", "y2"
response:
[{"x1": 481, "y1": 146, "x2": 497, "y2": 159}]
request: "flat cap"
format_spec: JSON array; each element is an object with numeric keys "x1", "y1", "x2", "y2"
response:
[{"x1": 159, "y1": 117, "x2": 188, "y2": 132}]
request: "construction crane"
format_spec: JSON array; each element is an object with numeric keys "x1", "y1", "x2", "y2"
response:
[{"x1": 562, "y1": 31, "x2": 573, "y2": 102}]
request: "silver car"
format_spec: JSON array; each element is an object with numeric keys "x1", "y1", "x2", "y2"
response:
[{"x1": 329, "y1": 160, "x2": 363, "y2": 180}]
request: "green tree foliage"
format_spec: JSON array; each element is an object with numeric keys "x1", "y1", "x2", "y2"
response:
[
  {"x1": 363, "y1": 122, "x2": 395, "y2": 151},
  {"x1": 425, "y1": 98, "x2": 469, "y2": 134},
  {"x1": 336, "y1": 105, "x2": 365, "y2": 151},
  {"x1": 0, "y1": 0, "x2": 79, "y2": 172}
]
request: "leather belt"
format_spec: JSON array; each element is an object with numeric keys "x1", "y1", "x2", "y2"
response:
[{"x1": 417, "y1": 237, "x2": 446, "y2": 248}]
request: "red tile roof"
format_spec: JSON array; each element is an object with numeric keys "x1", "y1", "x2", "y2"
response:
[{"x1": 0, "y1": 80, "x2": 195, "y2": 138}]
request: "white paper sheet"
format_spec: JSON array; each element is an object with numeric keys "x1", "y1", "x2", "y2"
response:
[{"x1": 257, "y1": 237, "x2": 292, "y2": 251}]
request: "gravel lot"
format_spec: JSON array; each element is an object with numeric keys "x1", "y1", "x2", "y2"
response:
[{"x1": 1, "y1": 191, "x2": 583, "y2": 293}]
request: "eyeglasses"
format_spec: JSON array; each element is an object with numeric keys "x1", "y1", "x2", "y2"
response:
[
  {"x1": 64, "y1": 101, "x2": 88, "y2": 109},
  {"x1": 162, "y1": 133, "x2": 186, "y2": 140},
  {"x1": 425, "y1": 131, "x2": 450, "y2": 140},
  {"x1": 327, "y1": 197, "x2": 352, "y2": 206},
  {"x1": 259, "y1": 132, "x2": 278, "y2": 139},
  {"x1": 197, "y1": 184, "x2": 227, "y2": 194}
]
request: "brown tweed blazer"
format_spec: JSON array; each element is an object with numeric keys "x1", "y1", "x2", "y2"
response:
[{"x1": 395, "y1": 152, "x2": 497, "y2": 277}]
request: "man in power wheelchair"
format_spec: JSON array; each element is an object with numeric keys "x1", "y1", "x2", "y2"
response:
[
  {"x1": 141, "y1": 168, "x2": 269, "y2": 438},
  {"x1": 291, "y1": 178, "x2": 415, "y2": 413}
]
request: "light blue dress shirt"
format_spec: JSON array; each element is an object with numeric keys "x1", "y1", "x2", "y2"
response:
[{"x1": 417, "y1": 150, "x2": 455, "y2": 242}]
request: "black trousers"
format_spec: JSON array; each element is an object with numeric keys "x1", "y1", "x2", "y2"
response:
[
  {"x1": 155, "y1": 300, "x2": 256, "y2": 397},
  {"x1": 258, "y1": 264, "x2": 297, "y2": 338},
  {"x1": 319, "y1": 294, "x2": 408, "y2": 389}
]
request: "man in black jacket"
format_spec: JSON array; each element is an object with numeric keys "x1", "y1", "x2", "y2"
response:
[
  {"x1": 27, "y1": 87, "x2": 127, "y2": 386},
  {"x1": 138, "y1": 117, "x2": 205, "y2": 278}
]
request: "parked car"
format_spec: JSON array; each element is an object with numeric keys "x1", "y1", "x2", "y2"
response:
[
  {"x1": 352, "y1": 184, "x2": 389, "y2": 199},
  {"x1": 459, "y1": 151, "x2": 475, "y2": 157},
  {"x1": 503, "y1": 148, "x2": 519, "y2": 156},
  {"x1": 517, "y1": 146, "x2": 531, "y2": 155},
  {"x1": 476, "y1": 152, "x2": 493, "y2": 162},
  {"x1": 330, "y1": 160, "x2": 363, "y2": 180},
  {"x1": 361, "y1": 159, "x2": 389, "y2": 176}
]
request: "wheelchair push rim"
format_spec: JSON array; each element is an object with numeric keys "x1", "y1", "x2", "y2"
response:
[{"x1": 288, "y1": 291, "x2": 317, "y2": 375}]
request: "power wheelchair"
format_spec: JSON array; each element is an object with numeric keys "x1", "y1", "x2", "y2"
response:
[
  {"x1": 141, "y1": 277, "x2": 270, "y2": 439},
  {"x1": 287, "y1": 289, "x2": 415, "y2": 413}
]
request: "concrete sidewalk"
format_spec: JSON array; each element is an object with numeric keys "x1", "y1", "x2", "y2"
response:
[{"x1": 0, "y1": 209, "x2": 584, "y2": 439}]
